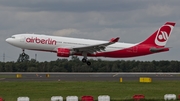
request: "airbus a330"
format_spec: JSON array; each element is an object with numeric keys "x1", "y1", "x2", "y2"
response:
[{"x1": 6, "y1": 22, "x2": 176, "y2": 65}]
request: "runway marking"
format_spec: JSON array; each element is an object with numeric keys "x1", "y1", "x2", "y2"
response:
[{"x1": 113, "y1": 74, "x2": 118, "y2": 77}]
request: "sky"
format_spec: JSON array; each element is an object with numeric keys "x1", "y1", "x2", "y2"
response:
[{"x1": 0, "y1": 0, "x2": 180, "y2": 62}]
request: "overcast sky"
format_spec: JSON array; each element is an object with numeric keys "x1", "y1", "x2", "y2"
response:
[{"x1": 0, "y1": 0, "x2": 180, "y2": 62}]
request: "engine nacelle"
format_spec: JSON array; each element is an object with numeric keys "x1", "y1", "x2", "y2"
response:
[{"x1": 57, "y1": 48, "x2": 71, "y2": 57}]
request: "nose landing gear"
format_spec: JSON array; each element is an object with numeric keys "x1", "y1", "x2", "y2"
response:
[{"x1": 17, "y1": 49, "x2": 29, "y2": 62}]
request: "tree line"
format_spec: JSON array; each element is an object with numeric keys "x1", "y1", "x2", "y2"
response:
[{"x1": 0, "y1": 57, "x2": 180, "y2": 72}]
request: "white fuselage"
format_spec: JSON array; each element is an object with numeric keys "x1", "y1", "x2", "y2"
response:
[{"x1": 6, "y1": 34, "x2": 136, "y2": 53}]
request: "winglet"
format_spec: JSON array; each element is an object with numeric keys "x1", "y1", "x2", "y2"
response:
[{"x1": 110, "y1": 37, "x2": 120, "y2": 43}]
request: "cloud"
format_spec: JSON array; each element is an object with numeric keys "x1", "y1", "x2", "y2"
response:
[
  {"x1": 53, "y1": 29, "x2": 79, "y2": 36},
  {"x1": 0, "y1": 0, "x2": 146, "y2": 12},
  {"x1": 146, "y1": 4, "x2": 173, "y2": 17}
]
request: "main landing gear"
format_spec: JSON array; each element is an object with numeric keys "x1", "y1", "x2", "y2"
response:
[
  {"x1": 81, "y1": 52, "x2": 91, "y2": 66},
  {"x1": 17, "y1": 49, "x2": 29, "y2": 62},
  {"x1": 82, "y1": 58, "x2": 91, "y2": 66}
]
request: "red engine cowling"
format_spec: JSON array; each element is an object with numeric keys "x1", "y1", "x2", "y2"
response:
[{"x1": 57, "y1": 48, "x2": 71, "y2": 57}]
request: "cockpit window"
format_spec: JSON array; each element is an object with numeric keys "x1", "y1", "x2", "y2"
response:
[{"x1": 11, "y1": 36, "x2": 15, "y2": 38}]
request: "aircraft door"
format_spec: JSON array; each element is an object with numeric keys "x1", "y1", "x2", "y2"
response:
[{"x1": 20, "y1": 36, "x2": 25, "y2": 42}]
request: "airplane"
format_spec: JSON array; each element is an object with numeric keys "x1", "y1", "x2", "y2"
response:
[{"x1": 6, "y1": 22, "x2": 175, "y2": 65}]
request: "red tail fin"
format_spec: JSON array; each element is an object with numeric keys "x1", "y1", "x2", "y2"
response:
[{"x1": 138, "y1": 22, "x2": 175, "y2": 47}]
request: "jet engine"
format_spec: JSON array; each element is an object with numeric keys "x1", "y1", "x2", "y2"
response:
[{"x1": 57, "y1": 48, "x2": 74, "y2": 57}]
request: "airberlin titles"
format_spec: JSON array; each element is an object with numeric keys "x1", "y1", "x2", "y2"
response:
[{"x1": 26, "y1": 37, "x2": 56, "y2": 45}]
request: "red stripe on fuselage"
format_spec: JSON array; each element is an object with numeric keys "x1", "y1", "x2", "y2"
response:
[{"x1": 86, "y1": 45, "x2": 169, "y2": 58}]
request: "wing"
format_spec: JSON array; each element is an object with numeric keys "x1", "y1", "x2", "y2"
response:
[{"x1": 72, "y1": 37, "x2": 119, "y2": 54}]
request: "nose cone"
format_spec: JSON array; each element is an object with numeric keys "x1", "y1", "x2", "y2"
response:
[
  {"x1": 6, "y1": 38, "x2": 15, "y2": 45},
  {"x1": 6, "y1": 38, "x2": 11, "y2": 43},
  {"x1": 6, "y1": 37, "x2": 21, "y2": 48}
]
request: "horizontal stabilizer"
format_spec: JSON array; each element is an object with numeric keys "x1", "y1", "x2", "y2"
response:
[{"x1": 150, "y1": 47, "x2": 169, "y2": 52}]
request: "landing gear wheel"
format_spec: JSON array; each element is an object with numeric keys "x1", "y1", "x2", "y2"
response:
[
  {"x1": 82, "y1": 58, "x2": 87, "y2": 63},
  {"x1": 86, "y1": 61, "x2": 91, "y2": 66},
  {"x1": 22, "y1": 53, "x2": 25, "y2": 56},
  {"x1": 24, "y1": 55, "x2": 29, "y2": 60}
]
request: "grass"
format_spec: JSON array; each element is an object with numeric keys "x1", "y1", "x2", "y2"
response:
[{"x1": 0, "y1": 81, "x2": 179, "y2": 101}]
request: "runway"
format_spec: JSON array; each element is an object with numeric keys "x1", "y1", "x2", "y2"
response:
[{"x1": 0, "y1": 72, "x2": 180, "y2": 81}]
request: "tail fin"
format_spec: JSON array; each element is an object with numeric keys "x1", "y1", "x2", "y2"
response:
[{"x1": 139, "y1": 22, "x2": 176, "y2": 47}]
